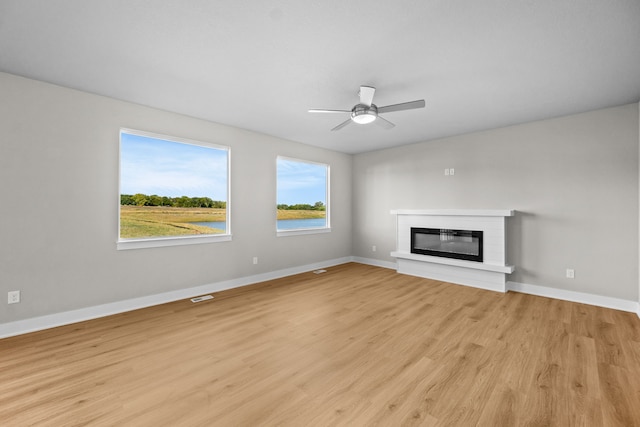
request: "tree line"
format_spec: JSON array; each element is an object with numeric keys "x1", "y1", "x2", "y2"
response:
[
  {"x1": 122, "y1": 193, "x2": 324, "y2": 211},
  {"x1": 277, "y1": 201, "x2": 325, "y2": 211},
  {"x1": 121, "y1": 194, "x2": 226, "y2": 208}
]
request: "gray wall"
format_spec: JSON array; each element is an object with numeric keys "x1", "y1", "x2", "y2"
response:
[
  {"x1": 353, "y1": 104, "x2": 639, "y2": 301},
  {"x1": 0, "y1": 72, "x2": 352, "y2": 323},
  {"x1": 1, "y1": 70, "x2": 637, "y2": 327}
]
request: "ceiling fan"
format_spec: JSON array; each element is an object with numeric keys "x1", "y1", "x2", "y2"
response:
[{"x1": 309, "y1": 85, "x2": 425, "y2": 131}]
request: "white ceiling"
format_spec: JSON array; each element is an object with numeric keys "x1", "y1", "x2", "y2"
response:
[{"x1": 1, "y1": 1, "x2": 639, "y2": 154}]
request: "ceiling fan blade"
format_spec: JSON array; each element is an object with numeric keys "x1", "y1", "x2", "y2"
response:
[
  {"x1": 359, "y1": 86, "x2": 375, "y2": 107},
  {"x1": 308, "y1": 109, "x2": 350, "y2": 113},
  {"x1": 331, "y1": 118, "x2": 353, "y2": 131},
  {"x1": 377, "y1": 99, "x2": 425, "y2": 114},
  {"x1": 375, "y1": 116, "x2": 395, "y2": 129}
]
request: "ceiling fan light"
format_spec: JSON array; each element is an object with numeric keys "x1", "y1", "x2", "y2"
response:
[
  {"x1": 352, "y1": 113, "x2": 376, "y2": 124},
  {"x1": 351, "y1": 104, "x2": 378, "y2": 124}
]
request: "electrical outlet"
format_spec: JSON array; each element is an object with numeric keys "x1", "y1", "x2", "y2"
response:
[
  {"x1": 372, "y1": 245, "x2": 377, "y2": 252},
  {"x1": 566, "y1": 269, "x2": 575, "y2": 279},
  {"x1": 444, "y1": 168, "x2": 449, "y2": 176},
  {"x1": 450, "y1": 168, "x2": 455, "y2": 176},
  {"x1": 8, "y1": 290, "x2": 20, "y2": 304},
  {"x1": 253, "y1": 257, "x2": 258, "y2": 265}
]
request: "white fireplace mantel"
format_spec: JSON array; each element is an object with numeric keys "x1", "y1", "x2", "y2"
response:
[
  {"x1": 391, "y1": 209, "x2": 515, "y2": 292},
  {"x1": 390, "y1": 209, "x2": 514, "y2": 217}
]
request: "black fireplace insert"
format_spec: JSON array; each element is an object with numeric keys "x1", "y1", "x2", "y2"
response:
[{"x1": 410, "y1": 227, "x2": 483, "y2": 262}]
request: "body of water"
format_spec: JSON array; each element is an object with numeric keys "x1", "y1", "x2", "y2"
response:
[
  {"x1": 277, "y1": 218, "x2": 326, "y2": 230},
  {"x1": 191, "y1": 218, "x2": 326, "y2": 232},
  {"x1": 192, "y1": 221, "x2": 226, "y2": 231}
]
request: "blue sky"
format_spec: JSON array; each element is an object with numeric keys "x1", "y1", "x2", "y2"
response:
[
  {"x1": 277, "y1": 157, "x2": 327, "y2": 205},
  {"x1": 120, "y1": 132, "x2": 228, "y2": 200}
]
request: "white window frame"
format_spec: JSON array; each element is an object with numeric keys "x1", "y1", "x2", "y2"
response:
[
  {"x1": 117, "y1": 128, "x2": 231, "y2": 250},
  {"x1": 276, "y1": 156, "x2": 331, "y2": 237}
]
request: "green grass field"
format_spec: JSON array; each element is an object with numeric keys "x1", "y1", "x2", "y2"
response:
[
  {"x1": 120, "y1": 205, "x2": 326, "y2": 238},
  {"x1": 276, "y1": 209, "x2": 326, "y2": 220},
  {"x1": 120, "y1": 206, "x2": 225, "y2": 239}
]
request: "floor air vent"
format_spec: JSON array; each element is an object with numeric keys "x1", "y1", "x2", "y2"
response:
[{"x1": 190, "y1": 295, "x2": 214, "y2": 303}]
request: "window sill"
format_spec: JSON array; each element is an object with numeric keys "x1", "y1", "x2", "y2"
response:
[
  {"x1": 277, "y1": 228, "x2": 331, "y2": 237},
  {"x1": 117, "y1": 234, "x2": 232, "y2": 250}
]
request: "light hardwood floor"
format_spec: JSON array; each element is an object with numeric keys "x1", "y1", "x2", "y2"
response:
[{"x1": 2, "y1": 263, "x2": 640, "y2": 426}]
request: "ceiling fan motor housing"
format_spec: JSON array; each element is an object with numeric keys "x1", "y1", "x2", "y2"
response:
[{"x1": 351, "y1": 103, "x2": 378, "y2": 124}]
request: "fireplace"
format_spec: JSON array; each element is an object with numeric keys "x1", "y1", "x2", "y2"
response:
[
  {"x1": 411, "y1": 227, "x2": 483, "y2": 262},
  {"x1": 392, "y1": 209, "x2": 514, "y2": 292}
]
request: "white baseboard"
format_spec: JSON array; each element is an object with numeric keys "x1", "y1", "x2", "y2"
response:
[
  {"x1": 507, "y1": 281, "x2": 640, "y2": 314},
  {"x1": 356, "y1": 261, "x2": 640, "y2": 317},
  {"x1": 0, "y1": 257, "x2": 352, "y2": 339},
  {"x1": 3, "y1": 259, "x2": 638, "y2": 339},
  {"x1": 350, "y1": 256, "x2": 397, "y2": 270}
]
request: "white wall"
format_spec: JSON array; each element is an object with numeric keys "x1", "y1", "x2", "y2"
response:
[
  {"x1": 353, "y1": 104, "x2": 639, "y2": 301},
  {"x1": 0, "y1": 72, "x2": 352, "y2": 324}
]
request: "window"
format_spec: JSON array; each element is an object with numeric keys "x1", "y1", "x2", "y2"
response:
[
  {"x1": 276, "y1": 156, "x2": 329, "y2": 236},
  {"x1": 118, "y1": 129, "x2": 230, "y2": 250}
]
